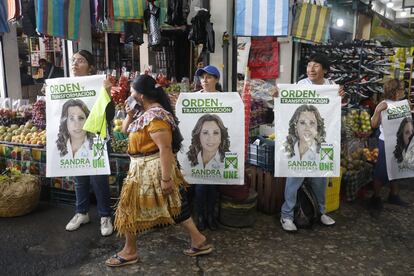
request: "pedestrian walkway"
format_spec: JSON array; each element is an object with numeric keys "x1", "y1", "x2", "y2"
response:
[{"x1": 1, "y1": 180, "x2": 413, "y2": 276}]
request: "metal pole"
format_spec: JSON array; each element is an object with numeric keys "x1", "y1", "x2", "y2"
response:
[{"x1": 222, "y1": 32, "x2": 229, "y2": 92}]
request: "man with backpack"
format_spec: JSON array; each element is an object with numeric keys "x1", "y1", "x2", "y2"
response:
[{"x1": 279, "y1": 53, "x2": 345, "y2": 232}]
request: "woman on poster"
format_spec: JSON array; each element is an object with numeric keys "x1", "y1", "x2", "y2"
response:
[
  {"x1": 284, "y1": 105, "x2": 326, "y2": 161},
  {"x1": 393, "y1": 117, "x2": 414, "y2": 166},
  {"x1": 56, "y1": 99, "x2": 94, "y2": 159},
  {"x1": 187, "y1": 114, "x2": 230, "y2": 170}
]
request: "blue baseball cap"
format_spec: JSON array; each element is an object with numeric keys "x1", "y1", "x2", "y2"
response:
[{"x1": 195, "y1": 65, "x2": 220, "y2": 79}]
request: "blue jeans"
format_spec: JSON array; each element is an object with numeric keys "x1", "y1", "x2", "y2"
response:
[
  {"x1": 194, "y1": 185, "x2": 217, "y2": 217},
  {"x1": 74, "y1": 175, "x2": 112, "y2": 217},
  {"x1": 281, "y1": 177, "x2": 327, "y2": 220}
]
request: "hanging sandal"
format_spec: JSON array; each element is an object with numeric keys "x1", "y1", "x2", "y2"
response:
[
  {"x1": 105, "y1": 254, "x2": 139, "y2": 267},
  {"x1": 183, "y1": 242, "x2": 213, "y2": 257}
]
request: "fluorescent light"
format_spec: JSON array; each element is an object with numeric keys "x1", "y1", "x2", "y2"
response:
[
  {"x1": 336, "y1": 18, "x2": 344, "y2": 27},
  {"x1": 386, "y1": 1, "x2": 393, "y2": 8}
]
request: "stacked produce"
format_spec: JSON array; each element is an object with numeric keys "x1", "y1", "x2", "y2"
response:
[
  {"x1": 0, "y1": 121, "x2": 46, "y2": 145},
  {"x1": 31, "y1": 100, "x2": 46, "y2": 130},
  {"x1": 345, "y1": 109, "x2": 372, "y2": 137},
  {"x1": 110, "y1": 138, "x2": 128, "y2": 154},
  {"x1": 363, "y1": 147, "x2": 379, "y2": 162},
  {"x1": 0, "y1": 107, "x2": 30, "y2": 126}
]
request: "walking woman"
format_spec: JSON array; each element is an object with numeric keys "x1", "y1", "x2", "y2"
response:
[{"x1": 105, "y1": 75, "x2": 212, "y2": 267}]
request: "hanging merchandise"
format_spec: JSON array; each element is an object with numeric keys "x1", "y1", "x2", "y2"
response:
[
  {"x1": 371, "y1": 14, "x2": 414, "y2": 47},
  {"x1": 124, "y1": 22, "x2": 144, "y2": 44},
  {"x1": 188, "y1": 9, "x2": 215, "y2": 53},
  {"x1": 248, "y1": 37, "x2": 279, "y2": 79},
  {"x1": 0, "y1": 0, "x2": 9, "y2": 34},
  {"x1": 144, "y1": 1, "x2": 162, "y2": 47},
  {"x1": 237, "y1": 37, "x2": 251, "y2": 75},
  {"x1": 7, "y1": 0, "x2": 22, "y2": 22},
  {"x1": 112, "y1": 0, "x2": 146, "y2": 20},
  {"x1": 291, "y1": 1, "x2": 331, "y2": 44},
  {"x1": 35, "y1": 0, "x2": 81, "y2": 41},
  {"x1": 21, "y1": 0, "x2": 37, "y2": 36},
  {"x1": 234, "y1": 0, "x2": 289, "y2": 37},
  {"x1": 165, "y1": 0, "x2": 189, "y2": 26}
]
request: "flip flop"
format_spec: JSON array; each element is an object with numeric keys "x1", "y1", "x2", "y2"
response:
[
  {"x1": 183, "y1": 243, "x2": 213, "y2": 257},
  {"x1": 105, "y1": 254, "x2": 139, "y2": 267}
]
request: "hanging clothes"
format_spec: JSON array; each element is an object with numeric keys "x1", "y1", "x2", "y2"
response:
[
  {"x1": 7, "y1": 0, "x2": 21, "y2": 22},
  {"x1": 188, "y1": 9, "x2": 215, "y2": 53},
  {"x1": 124, "y1": 22, "x2": 144, "y2": 44},
  {"x1": 165, "y1": 0, "x2": 188, "y2": 26},
  {"x1": 144, "y1": 1, "x2": 162, "y2": 47},
  {"x1": 35, "y1": 0, "x2": 82, "y2": 41},
  {"x1": 0, "y1": 0, "x2": 10, "y2": 34}
]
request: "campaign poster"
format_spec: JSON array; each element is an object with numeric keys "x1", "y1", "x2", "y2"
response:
[
  {"x1": 176, "y1": 92, "x2": 245, "y2": 185},
  {"x1": 381, "y1": 100, "x2": 414, "y2": 180},
  {"x1": 45, "y1": 75, "x2": 110, "y2": 177},
  {"x1": 274, "y1": 84, "x2": 341, "y2": 177}
]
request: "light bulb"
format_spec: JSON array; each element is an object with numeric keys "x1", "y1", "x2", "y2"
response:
[
  {"x1": 336, "y1": 18, "x2": 344, "y2": 27},
  {"x1": 386, "y1": 1, "x2": 394, "y2": 8},
  {"x1": 401, "y1": 10, "x2": 407, "y2": 17}
]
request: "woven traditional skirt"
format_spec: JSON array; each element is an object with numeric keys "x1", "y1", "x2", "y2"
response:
[{"x1": 114, "y1": 153, "x2": 184, "y2": 235}]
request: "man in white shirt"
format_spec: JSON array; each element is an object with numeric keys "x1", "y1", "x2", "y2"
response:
[{"x1": 280, "y1": 53, "x2": 344, "y2": 232}]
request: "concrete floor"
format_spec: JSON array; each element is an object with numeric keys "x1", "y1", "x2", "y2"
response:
[{"x1": 1, "y1": 180, "x2": 413, "y2": 276}]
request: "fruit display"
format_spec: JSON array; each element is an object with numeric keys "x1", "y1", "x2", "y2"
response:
[
  {"x1": 164, "y1": 83, "x2": 181, "y2": 93},
  {"x1": 345, "y1": 109, "x2": 372, "y2": 137},
  {"x1": 0, "y1": 121, "x2": 46, "y2": 146},
  {"x1": 110, "y1": 138, "x2": 128, "y2": 153},
  {"x1": 112, "y1": 118, "x2": 123, "y2": 133},
  {"x1": 0, "y1": 107, "x2": 30, "y2": 126},
  {"x1": 31, "y1": 99, "x2": 46, "y2": 130},
  {"x1": 363, "y1": 147, "x2": 379, "y2": 162},
  {"x1": 340, "y1": 148, "x2": 366, "y2": 173}
]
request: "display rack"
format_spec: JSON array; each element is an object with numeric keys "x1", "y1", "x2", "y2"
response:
[{"x1": 300, "y1": 40, "x2": 394, "y2": 106}]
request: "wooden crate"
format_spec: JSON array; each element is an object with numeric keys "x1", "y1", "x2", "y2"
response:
[{"x1": 246, "y1": 166, "x2": 285, "y2": 214}]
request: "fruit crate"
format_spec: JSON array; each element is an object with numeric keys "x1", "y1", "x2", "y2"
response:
[{"x1": 247, "y1": 142, "x2": 275, "y2": 173}]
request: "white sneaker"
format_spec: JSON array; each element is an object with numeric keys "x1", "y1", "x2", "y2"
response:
[
  {"x1": 280, "y1": 217, "x2": 297, "y2": 232},
  {"x1": 100, "y1": 217, "x2": 113, "y2": 236},
  {"x1": 320, "y1": 214, "x2": 335, "y2": 226},
  {"x1": 66, "y1": 213, "x2": 90, "y2": 231}
]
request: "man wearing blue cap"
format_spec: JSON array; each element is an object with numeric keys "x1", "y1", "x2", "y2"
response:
[{"x1": 191, "y1": 65, "x2": 221, "y2": 231}]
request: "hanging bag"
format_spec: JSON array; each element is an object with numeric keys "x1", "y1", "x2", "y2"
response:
[
  {"x1": 291, "y1": 0, "x2": 332, "y2": 44},
  {"x1": 294, "y1": 181, "x2": 320, "y2": 229}
]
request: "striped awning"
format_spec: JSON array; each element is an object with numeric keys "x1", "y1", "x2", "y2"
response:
[{"x1": 234, "y1": 0, "x2": 289, "y2": 37}]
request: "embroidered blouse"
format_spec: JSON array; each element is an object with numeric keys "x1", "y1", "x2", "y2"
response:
[{"x1": 127, "y1": 107, "x2": 177, "y2": 154}]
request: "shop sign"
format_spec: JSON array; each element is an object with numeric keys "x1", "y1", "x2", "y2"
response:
[
  {"x1": 381, "y1": 100, "x2": 414, "y2": 180},
  {"x1": 176, "y1": 93, "x2": 245, "y2": 185},
  {"x1": 274, "y1": 84, "x2": 341, "y2": 177},
  {"x1": 45, "y1": 75, "x2": 110, "y2": 177}
]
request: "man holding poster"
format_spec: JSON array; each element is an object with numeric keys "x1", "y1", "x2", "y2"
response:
[
  {"x1": 176, "y1": 68, "x2": 244, "y2": 230},
  {"x1": 276, "y1": 54, "x2": 343, "y2": 232},
  {"x1": 46, "y1": 50, "x2": 114, "y2": 237},
  {"x1": 370, "y1": 79, "x2": 412, "y2": 215}
]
